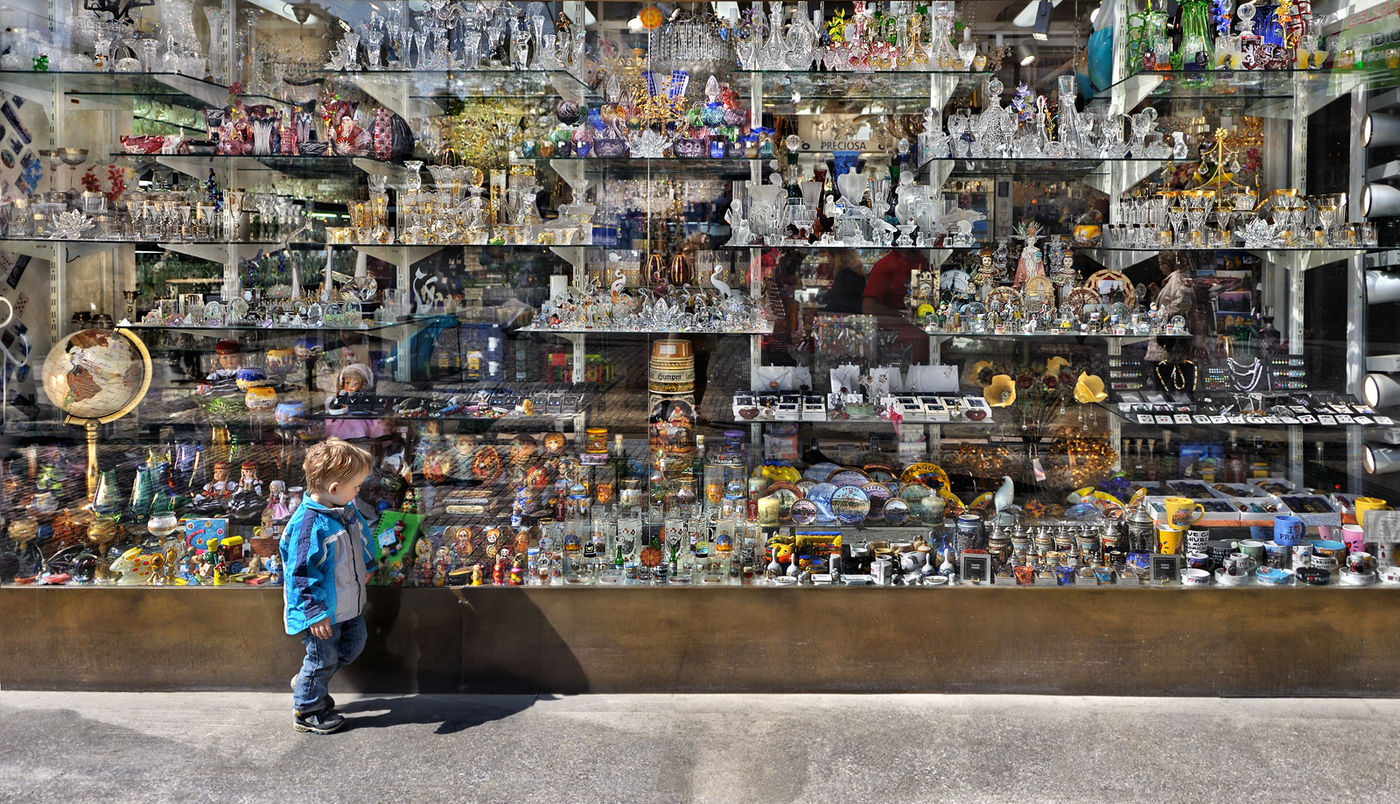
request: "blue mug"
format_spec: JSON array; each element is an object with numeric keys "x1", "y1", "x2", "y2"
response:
[
  {"x1": 1055, "y1": 565, "x2": 1077, "y2": 586},
  {"x1": 1273, "y1": 514, "x2": 1305, "y2": 546}
]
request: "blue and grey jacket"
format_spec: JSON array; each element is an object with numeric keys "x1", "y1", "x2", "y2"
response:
[{"x1": 280, "y1": 498, "x2": 378, "y2": 635}]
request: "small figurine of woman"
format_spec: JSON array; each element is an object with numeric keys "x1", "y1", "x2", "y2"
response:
[
  {"x1": 1013, "y1": 222, "x2": 1045, "y2": 289},
  {"x1": 324, "y1": 362, "x2": 388, "y2": 441},
  {"x1": 237, "y1": 460, "x2": 263, "y2": 497},
  {"x1": 265, "y1": 479, "x2": 291, "y2": 523}
]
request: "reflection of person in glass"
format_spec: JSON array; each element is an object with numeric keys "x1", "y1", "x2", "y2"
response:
[
  {"x1": 861, "y1": 251, "x2": 929, "y2": 363},
  {"x1": 822, "y1": 250, "x2": 866, "y2": 314}
]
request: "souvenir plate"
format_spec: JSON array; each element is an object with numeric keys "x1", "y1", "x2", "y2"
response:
[
  {"x1": 900, "y1": 462, "x2": 950, "y2": 490},
  {"x1": 863, "y1": 464, "x2": 897, "y2": 483},
  {"x1": 790, "y1": 499, "x2": 819, "y2": 526},
  {"x1": 759, "y1": 463, "x2": 803, "y2": 484},
  {"x1": 806, "y1": 483, "x2": 836, "y2": 520},
  {"x1": 796, "y1": 479, "x2": 816, "y2": 496},
  {"x1": 831, "y1": 485, "x2": 871, "y2": 524},
  {"x1": 828, "y1": 468, "x2": 871, "y2": 488},
  {"x1": 882, "y1": 497, "x2": 911, "y2": 525},
  {"x1": 862, "y1": 482, "x2": 892, "y2": 518},
  {"x1": 803, "y1": 462, "x2": 841, "y2": 482}
]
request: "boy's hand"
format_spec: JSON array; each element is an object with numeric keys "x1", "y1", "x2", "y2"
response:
[{"x1": 310, "y1": 620, "x2": 332, "y2": 639}]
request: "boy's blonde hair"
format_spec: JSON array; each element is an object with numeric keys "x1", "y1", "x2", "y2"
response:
[{"x1": 303, "y1": 438, "x2": 374, "y2": 493}]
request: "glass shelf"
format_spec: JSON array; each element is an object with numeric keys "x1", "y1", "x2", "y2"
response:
[
  {"x1": 735, "y1": 69, "x2": 988, "y2": 104},
  {"x1": 519, "y1": 324, "x2": 773, "y2": 335},
  {"x1": 351, "y1": 67, "x2": 589, "y2": 104},
  {"x1": 922, "y1": 330, "x2": 1171, "y2": 340},
  {"x1": 119, "y1": 321, "x2": 417, "y2": 334},
  {"x1": 1107, "y1": 67, "x2": 1400, "y2": 105},
  {"x1": 0, "y1": 70, "x2": 277, "y2": 109},
  {"x1": 929, "y1": 156, "x2": 1187, "y2": 179},
  {"x1": 721, "y1": 243, "x2": 986, "y2": 251},
  {"x1": 110, "y1": 153, "x2": 402, "y2": 178},
  {"x1": 308, "y1": 410, "x2": 581, "y2": 424}
]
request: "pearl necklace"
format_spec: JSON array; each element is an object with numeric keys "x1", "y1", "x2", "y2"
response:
[{"x1": 1226, "y1": 357, "x2": 1263, "y2": 392}]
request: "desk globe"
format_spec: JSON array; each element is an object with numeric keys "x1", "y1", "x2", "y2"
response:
[{"x1": 40, "y1": 328, "x2": 152, "y2": 498}]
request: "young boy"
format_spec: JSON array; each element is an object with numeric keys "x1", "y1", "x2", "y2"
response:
[{"x1": 280, "y1": 438, "x2": 379, "y2": 734}]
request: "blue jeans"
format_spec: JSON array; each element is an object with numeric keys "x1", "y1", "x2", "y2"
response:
[{"x1": 293, "y1": 615, "x2": 366, "y2": 712}]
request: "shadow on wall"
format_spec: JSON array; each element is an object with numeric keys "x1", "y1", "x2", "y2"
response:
[{"x1": 338, "y1": 587, "x2": 589, "y2": 695}]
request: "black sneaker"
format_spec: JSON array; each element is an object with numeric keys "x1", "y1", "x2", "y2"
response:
[
  {"x1": 294, "y1": 707, "x2": 345, "y2": 735},
  {"x1": 290, "y1": 675, "x2": 335, "y2": 713}
]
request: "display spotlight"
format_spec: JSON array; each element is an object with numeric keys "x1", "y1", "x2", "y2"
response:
[
  {"x1": 1362, "y1": 112, "x2": 1400, "y2": 148},
  {"x1": 1363, "y1": 182, "x2": 1400, "y2": 218},
  {"x1": 1033, "y1": 0, "x2": 1053, "y2": 40},
  {"x1": 1017, "y1": 42, "x2": 1037, "y2": 66},
  {"x1": 1364, "y1": 443, "x2": 1400, "y2": 474},
  {"x1": 1363, "y1": 373, "x2": 1400, "y2": 408},
  {"x1": 1367, "y1": 271, "x2": 1400, "y2": 304}
]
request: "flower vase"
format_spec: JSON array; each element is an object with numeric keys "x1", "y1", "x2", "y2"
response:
[{"x1": 204, "y1": 7, "x2": 229, "y2": 83}]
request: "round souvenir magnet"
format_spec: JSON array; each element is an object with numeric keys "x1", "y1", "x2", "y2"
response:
[
  {"x1": 790, "y1": 499, "x2": 819, "y2": 526},
  {"x1": 831, "y1": 485, "x2": 871, "y2": 524},
  {"x1": 796, "y1": 479, "x2": 816, "y2": 496},
  {"x1": 882, "y1": 497, "x2": 911, "y2": 525}
]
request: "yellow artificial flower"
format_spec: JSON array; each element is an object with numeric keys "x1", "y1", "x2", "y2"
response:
[
  {"x1": 1073, "y1": 372, "x2": 1108, "y2": 403},
  {"x1": 1045, "y1": 356, "x2": 1072, "y2": 377},
  {"x1": 971, "y1": 360, "x2": 995, "y2": 382},
  {"x1": 985, "y1": 374, "x2": 1017, "y2": 407}
]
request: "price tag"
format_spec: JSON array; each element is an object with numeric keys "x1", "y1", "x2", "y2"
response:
[
  {"x1": 1227, "y1": 416, "x2": 1246, "y2": 424},
  {"x1": 1264, "y1": 416, "x2": 1282, "y2": 424},
  {"x1": 1355, "y1": 416, "x2": 1374, "y2": 426},
  {"x1": 1155, "y1": 415, "x2": 1174, "y2": 425},
  {"x1": 1138, "y1": 415, "x2": 1155, "y2": 424},
  {"x1": 1319, "y1": 416, "x2": 1337, "y2": 425},
  {"x1": 1210, "y1": 416, "x2": 1228, "y2": 424},
  {"x1": 1337, "y1": 415, "x2": 1355, "y2": 424},
  {"x1": 1279, "y1": 417, "x2": 1299, "y2": 425},
  {"x1": 1193, "y1": 415, "x2": 1212, "y2": 424},
  {"x1": 1298, "y1": 415, "x2": 1318, "y2": 424},
  {"x1": 1376, "y1": 416, "x2": 1395, "y2": 426},
  {"x1": 1174, "y1": 414, "x2": 1193, "y2": 424}
]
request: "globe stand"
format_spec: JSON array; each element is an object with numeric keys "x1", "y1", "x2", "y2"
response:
[{"x1": 42, "y1": 328, "x2": 153, "y2": 505}]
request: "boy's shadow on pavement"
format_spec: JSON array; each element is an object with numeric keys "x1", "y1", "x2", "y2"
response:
[{"x1": 336, "y1": 693, "x2": 553, "y2": 735}]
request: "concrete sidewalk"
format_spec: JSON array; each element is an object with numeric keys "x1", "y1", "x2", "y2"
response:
[{"x1": 1, "y1": 692, "x2": 1396, "y2": 802}]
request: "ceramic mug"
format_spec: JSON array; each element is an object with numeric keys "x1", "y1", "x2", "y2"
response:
[
  {"x1": 1055, "y1": 566, "x2": 1076, "y2": 586},
  {"x1": 1348, "y1": 551, "x2": 1377, "y2": 574},
  {"x1": 1233, "y1": 539, "x2": 1267, "y2": 565},
  {"x1": 1263, "y1": 541, "x2": 1290, "y2": 569},
  {"x1": 1163, "y1": 496, "x2": 1206, "y2": 529},
  {"x1": 1226, "y1": 552, "x2": 1252, "y2": 576},
  {"x1": 1185, "y1": 528, "x2": 1210, "y2": 554},
  {"x1": 1291, "y1": 544, "x2": 1312, "y2": 570},
  {"x1": 1014, "y1": 564, "x2": 1036, "y2": 586},
  {"x1": 1272, "y1": 514, "x2": 1305, "y2": 547},
  {"x1": 1185, "y1": 551, "x2": 1212, "y2": 570},
  {"x1": 1341, "y1": 523, "x2": 1366, "y2": 555},
  {"x1": 1310, "y1": 539, "x2": 1346, "y2": 562},
  {"x1": 1353, "y1": 496, "x2": 1391, "y2": 527},
  {"x1": 1157, "y1": 526, "x2": 1185, "y2": 555}
]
